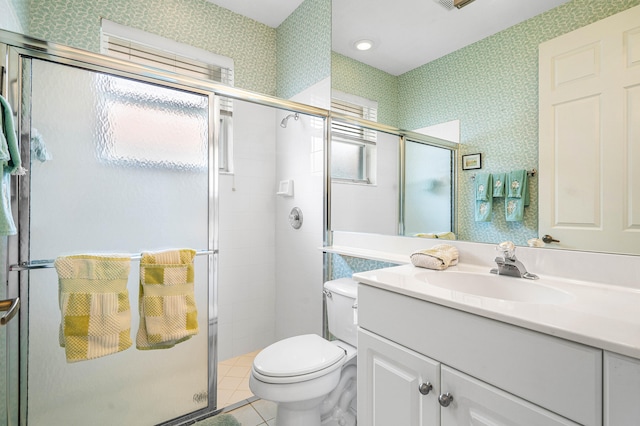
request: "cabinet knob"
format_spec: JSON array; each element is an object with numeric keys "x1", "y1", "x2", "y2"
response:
[
  {"x1": 542, "y1": 234, "x2": 560, "y2": 244},
  {"x1": 418, "y1": 382, "x2": 433, "y2": 395},
  {"x1": 438, "y1": 392, "x2": 454, "y2": 407}
]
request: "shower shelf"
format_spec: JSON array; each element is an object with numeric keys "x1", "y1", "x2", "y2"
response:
[{"x1": 8, "y1": 249, "x2": 217, "y2": 271}]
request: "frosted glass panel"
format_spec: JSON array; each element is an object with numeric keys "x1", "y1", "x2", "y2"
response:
[
  {"x1": 95, "y1": 76, "x2": 208, "y2": 171},
  {"x1": 404, "y1": 141, "x2": 453, "y2": 236},
  {"x1": 332, "y1": 140, "x2": 365, "y2": 180},
  {"x1": 26, "y1": 59, "x2": 210, "y2": 425}
]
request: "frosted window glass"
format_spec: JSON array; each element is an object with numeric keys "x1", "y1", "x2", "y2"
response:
[
  {"x1": 26, "y1": 59, "x2": 210, "y2": 425},
  {"x1": 95, "y1": 75, "x2": 208, "y2": 170},
  {"x1": 332, "y1": 140, "x2": 365, "y2": 180}
]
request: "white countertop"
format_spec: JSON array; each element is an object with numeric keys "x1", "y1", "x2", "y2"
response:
[{"x1": 353, "y1": 263, "x2": 640, "y2": 360}]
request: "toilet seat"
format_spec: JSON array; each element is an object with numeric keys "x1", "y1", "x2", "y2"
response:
[{"x1": 252, "y1": 334, "x2": 346, "y2": 384}]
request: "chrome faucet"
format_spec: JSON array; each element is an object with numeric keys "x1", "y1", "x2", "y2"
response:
[{"x1": 490, "y1": 241, "x2": 538, "y2": 280}]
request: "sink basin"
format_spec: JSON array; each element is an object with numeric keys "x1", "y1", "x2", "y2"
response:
[{"x1": 417, "y1": 271, "x2": 574, "y2": 304}]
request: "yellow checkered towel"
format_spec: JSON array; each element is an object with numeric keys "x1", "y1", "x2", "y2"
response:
[
  {"x1": 136, "y1": 249, "x2": 198, "y2": 350},
  {"x1": 54, "y1": 255, "x2": 132, "y2": 363}
]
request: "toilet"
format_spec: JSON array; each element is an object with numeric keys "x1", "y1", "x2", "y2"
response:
[{"x1": 249, "y1": 278, "x2": 358, "y2": 426}]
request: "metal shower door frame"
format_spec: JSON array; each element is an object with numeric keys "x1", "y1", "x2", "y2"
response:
[{"x1": 2, "y1": 33, "x2": 220, "y2": 426}]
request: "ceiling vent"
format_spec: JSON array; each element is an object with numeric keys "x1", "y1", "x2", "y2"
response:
[{"x1": 434, "y1": 0, "x2": 477, "y2": 10}]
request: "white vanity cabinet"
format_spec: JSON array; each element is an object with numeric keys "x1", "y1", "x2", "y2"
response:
[
  {"x1": 359, "y1": 329, "x2": 579, "y2": 426},
  {"x1": 357, "y1": 284, "x2": 603, "y2": 426}
]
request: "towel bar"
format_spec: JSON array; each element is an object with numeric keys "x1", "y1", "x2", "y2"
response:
[
  {"x1": 471, "y1": 168, "x2": 536, "y2": 181},
  {"x1": 8, "y1": 249, "x2": 217, "y2": 271}
]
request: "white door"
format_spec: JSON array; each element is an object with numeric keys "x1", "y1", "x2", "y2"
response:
[
  {"x1": 357, "y1": 329, "x2": 440, "y2": 426},
  {"x1": 538, "y1": 5, "x2": 640, "y2": 253}
]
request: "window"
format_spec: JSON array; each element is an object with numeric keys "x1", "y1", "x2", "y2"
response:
[
  {"x1": 331, "y1": 91, "x2": 378, "y2": 184},
  {"x1": 100, "y1": 20, "x2": 234, "y2": 172}
]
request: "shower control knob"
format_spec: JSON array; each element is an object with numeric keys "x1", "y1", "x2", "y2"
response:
[
  {"x1": 419, "y1": 382, "x2": 433, "y2": 395},
  {"x1": 288, "y1": 207, "x2": 303, "y2": 229},
  {"x1": 438, "y1": 392, "x2": 454, "y2": 407}
]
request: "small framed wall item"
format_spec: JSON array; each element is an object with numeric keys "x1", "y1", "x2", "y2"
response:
[{"x1": 462, "y1": 153, "x2": 482, "y2": 170}]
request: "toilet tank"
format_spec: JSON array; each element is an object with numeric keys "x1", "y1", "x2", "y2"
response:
[{"x1": 324, "y1": 278, "x2": 358, "y2": 347}]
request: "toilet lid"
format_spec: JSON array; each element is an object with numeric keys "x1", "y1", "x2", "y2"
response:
[{"x1": 253, "y1": 334, "x2": 346, "y2": 378}]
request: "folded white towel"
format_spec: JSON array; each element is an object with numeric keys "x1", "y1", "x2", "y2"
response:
[
  {"x1": 410, "y1": 244, "x2": 459, "y2": 271},
  {"x1": 413, "y1": 232, "x2": 456, "y2": 240}
]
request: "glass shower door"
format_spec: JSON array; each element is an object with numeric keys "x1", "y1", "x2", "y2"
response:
[{"x1": 19, "y1": 58, "x2": 214, "y2": 425}]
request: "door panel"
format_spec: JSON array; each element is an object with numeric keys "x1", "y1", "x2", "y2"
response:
[
  {"x1": 358, "y1": 329, "x2": 440, "y2": 426},
  {"x1": 440, "y1": 366, "x2": 579, "y2": 426},
  {"x1": 22, "y1": 58, "x2": 212, "y2": 426},
  {"x1": 539, "y1": 5, "x2": 640, "y2": 253}
]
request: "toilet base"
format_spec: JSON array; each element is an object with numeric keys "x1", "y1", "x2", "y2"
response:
[{"x1": 276, "y1": 396, "x2": 325, "y2": 426}]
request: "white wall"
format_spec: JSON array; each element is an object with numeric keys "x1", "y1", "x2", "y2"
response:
[
  {"x1": 217, "y1": 100, "x2": 277, "y2": 360},
  {"x1": 0, "y1": 0, "x2": 22, "y2": 33},
  {"x1": 274, "y1": 77, "x2": 329, "y2": 339},
  {"x1": 331, "y1": 131, "x2": 399, "y2": 235},
  {"x1": 217, "y1": 76, "x2": 329, "y2": 355}
]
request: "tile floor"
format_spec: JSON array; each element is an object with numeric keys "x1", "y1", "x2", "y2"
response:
[
  {"x1": 193, "y1": 399, "x2": 277, "y2": 426},
  {"x1": 226, "y1": 399, "x2": 276, "y2": 425},
  {"x1": 193, "y1": 350, "x2": 278, "y2": 425},
  {"x1": 217, "y1": 350, "x2": 261, "y2": 407}
]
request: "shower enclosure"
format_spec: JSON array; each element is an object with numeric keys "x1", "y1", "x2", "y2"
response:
[{"x1": 0, "y1": 31, "x2": 328, "y2": 425}]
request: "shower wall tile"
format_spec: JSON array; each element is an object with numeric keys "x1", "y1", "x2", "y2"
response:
[
  {"x1": 274, "y1": 79, "x2": 328, "y2": 341},
  {"x1": 398, "y1": 0, "x2": 640, "y2": 246},
  {"x1": 218, "y1": 100, "x2": 277, "y2": 361},
  {"x1": 27, "y1": 0, "x2": 277, "y2": 95},
  {"x1": 276, "y1": 0, "x2": 331, "y2": 100}
]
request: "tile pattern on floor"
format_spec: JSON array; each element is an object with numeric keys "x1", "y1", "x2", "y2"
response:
[
  {"x1": 227, "y1": 400, "x2": 276, "y2": 426},
  {"x1": 194, "y1": 399, "x2": 277, "y2": 426},
  {"x1": 194, "y1": 350, "x2": 277, "y2": 426},
  {"x1": 217, "y1": 350, "x2": 261, "y2": 408}
]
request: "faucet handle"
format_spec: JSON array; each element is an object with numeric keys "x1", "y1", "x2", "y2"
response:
[{"x1": 496, "y1": 241, "x2": 516, "y2": 260}]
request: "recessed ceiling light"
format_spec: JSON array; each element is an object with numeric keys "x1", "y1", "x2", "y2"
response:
[{"x1": 354, "y1": 39, "x2": 374, "y2": 51}]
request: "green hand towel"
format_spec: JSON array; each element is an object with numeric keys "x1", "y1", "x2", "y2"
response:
[
  {"x1": 474, "y1": 173, "x2": 493, "y2": 222},
  {"x1": 0, "y1": 95, "x2": 23, "y2": 174},
  {"x1": 492, "y1": 173, "x2": 506, "y2": 197},
  {"x1": 0, "y1": 96, "x2": 21, "y2": 236},
  {"x1": 475, "y1": 173, "x2": 491, "y2": 201},
  {"x1": 506, "y1": 170, "x2": 530, "y2": 222}
]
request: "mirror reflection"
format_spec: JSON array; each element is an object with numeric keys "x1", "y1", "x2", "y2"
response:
[{"x1": 331, "y1": 0, "x2": 640, "y2": 256}]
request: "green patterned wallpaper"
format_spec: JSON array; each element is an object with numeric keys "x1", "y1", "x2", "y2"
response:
[
  {"x1": 27, "y1": 0, "x2": 277, "y2": 95},
  {"x1": 331, "y1": 52, "x2": 399, "y2": 127},
  {"x1": 398, "y1": 0, "x2": 640, "y2": 245},
  {"x1": 276, "y1": 0, "x2": 331, "y2": 99}
]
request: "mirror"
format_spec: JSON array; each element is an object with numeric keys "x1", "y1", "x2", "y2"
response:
[{"x1": 331, "y1": 0, "x2": 640, "y2": 255}]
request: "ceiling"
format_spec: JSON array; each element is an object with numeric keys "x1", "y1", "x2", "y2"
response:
[{"x1": 207, "y1": 0, "x2": 570, "y2": 76}]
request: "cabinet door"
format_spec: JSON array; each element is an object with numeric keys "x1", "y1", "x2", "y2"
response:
[
  {"x1": 604, "y1": 351, "x2": 640, "y2": 426},
  {"x1": 440, "y1": 366, "x2": 579, "y2": 426},
  {"x1": 358, "y1": 329, "x2": 440, "y2": 426}
]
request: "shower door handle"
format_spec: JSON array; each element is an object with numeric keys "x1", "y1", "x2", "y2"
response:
[{"x1": 0, "y1": 297, "x2": 20, "y2": 325}]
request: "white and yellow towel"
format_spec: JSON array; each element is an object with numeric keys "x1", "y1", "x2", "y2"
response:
[
  {"x1": 54, "y1": 255, "x2": 132, "y2": 363},
  {"x1": 136, "y1": 249, "x2": 198, "y2": 350},
  {"x1": 410, "y1": 244, "x2": 459, "y2": 271},
  {"x1": 414, "y1": 232, "x2": 456, "y2": 240}
]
